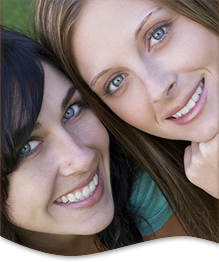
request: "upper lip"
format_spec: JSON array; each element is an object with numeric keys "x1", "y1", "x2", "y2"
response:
[
  {"x1": 165, "y1": 79, "x2": 204, "y2": 119},
  {"x1": 54, "y1": 167, "x2": 99, "y2": 202}
]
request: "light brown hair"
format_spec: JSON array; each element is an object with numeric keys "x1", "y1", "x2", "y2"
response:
[{"x1": 34, "y1": 0, "x2": 219, "y2": 242}]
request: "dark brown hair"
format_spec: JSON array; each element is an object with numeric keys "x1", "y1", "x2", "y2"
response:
[
  {"x1": 33, "y1": 0, "x2": 219, "y2": 242},
  {"x1": 1, "y1": 27, "x2": 144, "y2": 251}
]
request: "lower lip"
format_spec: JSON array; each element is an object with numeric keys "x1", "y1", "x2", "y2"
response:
[
  {"x1": 168, "y1": 81, "x2": 206, "y2": 125},
  {"x1": 54, "y1": 171, "x2": 104, "y2": 210}
]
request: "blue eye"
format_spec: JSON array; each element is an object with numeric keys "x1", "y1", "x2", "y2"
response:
[
  {"x1": 149, "y1": 26, "x2": 167, "y2": 48},
  {"x1": 63, "y1": 104, "x2": 81, "y2": 122},
  {"x1": 153, "y1": 28, "x2": 165, "y2": 40},
  {"x1": 112, "y1": 75, "x2": 124, "y2": 87},
  {"x1": 108, "y1": 75, "x2": 124, "y2": 93},
  {"x1": 20, "y1": 140, "x2": 40, "y2": 157}
]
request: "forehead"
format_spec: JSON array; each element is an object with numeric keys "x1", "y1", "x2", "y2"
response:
[
  {"x1": 72, "y1": 0, "x2": 158, "y2": 74},
  {"x1": 74, "y1": 0, "x2": 157, "y2": 46},
  {"x1": 81, "y1": 0, "x2": 157, "y2": 21},
  {"x1": 43, "y1": 62, "x2": 70, "y2": 93},
  {"x1": 37, "y1": 62, "x2": 72, "y2": 122},
  {"x1": 42, "y1": 62, "x2": 72, "y2": 104}
]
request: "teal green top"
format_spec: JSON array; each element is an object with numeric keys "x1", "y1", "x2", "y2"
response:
[{"x1": 129, "y1": 172, "x2": 173, "y2": 236}]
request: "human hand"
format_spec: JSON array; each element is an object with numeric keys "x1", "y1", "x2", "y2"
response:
[{"x1": 184, "y1": 133, "x2": 219, "y2": 199}]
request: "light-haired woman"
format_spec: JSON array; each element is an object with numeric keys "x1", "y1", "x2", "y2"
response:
[{"x1": 33, "y1": 0, "x2": 219, "y2": 242}]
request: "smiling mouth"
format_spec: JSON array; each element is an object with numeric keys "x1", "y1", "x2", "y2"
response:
[
  {"x1": 171, "y1": 79, "x2": 204, "y2": 119},
  {"x1": 55, "y1": 173, "x2": 98, "y2": 204}
]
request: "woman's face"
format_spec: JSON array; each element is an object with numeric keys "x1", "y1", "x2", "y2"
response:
[
  {"x1": 72, "y1": 0, "x2": 219, "y2": 142},
  {"x1": 7, "y1": 63, "x2": 113, "y2": 236}
]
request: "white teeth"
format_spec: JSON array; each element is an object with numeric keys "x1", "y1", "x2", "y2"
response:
[
  {"x1": 179, "y1": 105, "x2": 189, "y2": 115},
  {"x1": 89, "y1": 181, "x2": 96, "y2": 192},
  {"x1": 75, "y1": 191, "x2": 85, "y2": 201},
  {"x1": 196, "y1": 85, "x2": 202, "y2": 94},
  {"x1": 176, "y1": 112, "x2": 182, "y2": 118},
  {"x1": 94, "y1": 174, "x2": 98, "y2": 185},
  {"x1": 82, "y1": 186, "x2": 91, "y2": 198},
  {"x1": 67, "y1": 193, "x2": 76, "y2": 202},
  {"x1": 191, "y1": 92, "x2": 199, "y2": 102},
  {"x1": 56, "y1": 198, "x2": 62, "y2": 203},
  {"x1": 172, "y1": 80, "x2": 203, "y2": 119},
  {"x1": 56, "y1": 173, "x2": 98, "y2": 204},
  {"x1": 186, "y1": 99, "x2": 196, "y2": 109},
  {"x1": 61, "y1": 196, "x2": 68, "y2": 203}
]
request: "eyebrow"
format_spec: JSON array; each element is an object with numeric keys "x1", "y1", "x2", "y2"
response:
[
  {"x1": 33, "y1": 122, "x2": 42, "y2": 131},
  {"x1": 89, "y1": 7, "x2": 162, "y2": 89},
  {"x1": 135, "y1": 7, "x2": 162, "y2": 39},
  {"x1": 61, "y1": 85, "x2": 76, "y2": 111},
  {"x1": 90, "y1": 68, "x2": 111, "y2": 88},
  {"x1": 32, "y1": 85, "x2": 76, "y2": 132}
]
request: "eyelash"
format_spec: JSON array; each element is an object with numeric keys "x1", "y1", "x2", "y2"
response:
[
  {"x1": 19, "y1": 99, "x2": 89, "y2": 160},
  {"x1": 63, "y1": 99, "x2": 88, "y2": 123},
  {"x1": 104, "y1": 73, "x2": 128, "y2": 97},
  {"x1": 19, "y1": 139, "x2": 42, "y2": 160},
  {"x1": 103, "y1": 21, "x2": 173, "y2": 97},
  {"x1": 146, "y1": 20, "x2": 172, "y2": 51}
]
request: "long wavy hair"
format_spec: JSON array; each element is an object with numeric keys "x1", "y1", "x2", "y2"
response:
[
  {"x1": 33, "y1": 0, "x2": 219, "y2": 242},
  {"x1": 1, "y1": 27, "x2": 144, "y2": 251}
]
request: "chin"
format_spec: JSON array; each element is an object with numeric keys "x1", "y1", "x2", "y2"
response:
[
  {"x1": 78, "y1": 210, "x2": 115, "y2": 236},
  {"x1": 191, "y1": 130, "x2": 219, "y2": 143},
  {"x1": 92, "y1": 208, "x2": 115, "y2": 234}
]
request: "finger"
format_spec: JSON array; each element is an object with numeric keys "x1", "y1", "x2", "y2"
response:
[
  {"x1": 198, "y1": 132, "x2": 219, "y2": 157},
  {"x1": 184, "y1": 142, "x2": 200, "y2": 168},
  {"x1": 184, "y1": 145, "x2": 192, "y2": 168}
]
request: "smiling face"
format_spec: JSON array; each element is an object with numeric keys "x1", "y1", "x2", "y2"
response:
[
  {"x1": 72, "y1": 0, "x2": 219, "y2": 142},
  {"x1": 7, "y1": 62, "x2": 113, "y2": 236}
]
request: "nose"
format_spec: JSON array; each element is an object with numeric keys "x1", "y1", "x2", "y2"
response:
[
  {"x1": 53, "y1": 129, "x2": 95, "y2": 177},
  {"x1": 137, "y1": 61, "x2": 176, "y2": 103}
]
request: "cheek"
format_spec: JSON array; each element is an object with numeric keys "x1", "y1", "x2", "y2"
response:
[
  {"x1": 6, "y1": 167, "x2": 53, "y2": 227},
  {"x1": 172, "y1": 23, "x2": 217, "y2": 69},
  {"x1": 82, "y1": 113, "x2": 110, "y2": 152},
  {"x1": 88, "y1": 120, "x2": 111, "y2": 180},
  {"x1": 106, "y1": 86, "x2": 154, "y2": 130}
]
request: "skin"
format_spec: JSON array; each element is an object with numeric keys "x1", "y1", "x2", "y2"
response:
[
  {"x1": 6, "y1": 62, "x2": 114, "y2": 255},
  {"x1": 5, "y1": 61, "x2": 187, "y2": 255},
  {"x1": 71, "y1": 0, "x2": 219, "y2": 198},
  {"x1": 184, "y1": 133, "x2": 219, "y2": 198}
]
